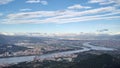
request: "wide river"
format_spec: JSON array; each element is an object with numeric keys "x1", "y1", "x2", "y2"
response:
[{"x1": 0, "y1": 42, "x2": 115, "y2": 65}]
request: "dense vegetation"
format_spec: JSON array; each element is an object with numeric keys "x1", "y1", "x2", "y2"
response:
[{"x1": 4, "y1": 54, "x2": 120, "y2": 68}]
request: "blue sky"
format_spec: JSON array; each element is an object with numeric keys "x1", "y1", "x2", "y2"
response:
[{"x1": 0, "y1": 0, "x2": 120, "y2": 34}]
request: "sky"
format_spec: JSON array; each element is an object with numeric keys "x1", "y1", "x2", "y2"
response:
[{"x1": 0, "y1": 0, "x2": 120, "y2": 34}]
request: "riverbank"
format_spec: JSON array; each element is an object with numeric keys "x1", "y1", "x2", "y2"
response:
[{"x1": 0, "y1": 42, "x2": 116, "y2": 65}]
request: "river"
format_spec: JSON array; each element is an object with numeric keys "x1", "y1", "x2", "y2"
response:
[{"x1": 0, "y1": 42, "x2": 115, "y2": 65}]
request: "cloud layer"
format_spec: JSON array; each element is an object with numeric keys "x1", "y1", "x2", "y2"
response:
[
  {"x1": 68, "y1": 4, "x2": 91, "y2": 9},
  {"x1": 0, "y1": 0, "x2": 120, "y2": 24},
  {"x1": 89, "y1": 0, "x2": 120, "y2": 5},
  {"x1": 0, "y1": 0, "x2": 13, "y2": 5},
  {"x1": 26, "y1": 0, "x2": 48, "y2": 5},
  {"x1": 2, "y1": 6, "x2": 120, "y2": 24}
]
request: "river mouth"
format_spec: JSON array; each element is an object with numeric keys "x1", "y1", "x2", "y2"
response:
[{"x1": 0, "y1": 42, "x2": 116, "y2": 65}]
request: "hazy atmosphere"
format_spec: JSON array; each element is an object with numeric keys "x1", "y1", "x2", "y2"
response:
[{"x1": 0, "y1": 0, "x2": 120, "y2": 68}]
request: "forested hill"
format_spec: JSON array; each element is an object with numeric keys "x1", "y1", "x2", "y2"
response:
[{"x1": 4, "y1": 54, "x2": 120, "y2": 68}]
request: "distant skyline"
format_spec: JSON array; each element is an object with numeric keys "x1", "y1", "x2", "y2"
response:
[{"x1": 0, "y1": 0, "x2": 120, "y2": 34}]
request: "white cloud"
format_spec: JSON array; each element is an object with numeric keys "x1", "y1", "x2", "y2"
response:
[
  {"x1": 89, "y1": 0, "x2": 120, "y2": 5},
  {"x1": 20, "y1": 8, "x2": 32, "y2": 12},
  {"x1": 6, "y1": 11, "x2": 65, "y2": 19},
  {"x1": 1, "y1": 5, "x2": 120, "y2": 24},
  {"x1": 89, "y1": 0, "x2": 109, "y2": 3},
  {"x1": 68, "y1": 4, "x2": 91, "y2": 9},
  {"x1": 26, "y1": 0, "x2": 41, "y2": 3},
  {"x1": 0, "y1": 32, "x2": 15, "y2": 35},
  {"x1": 0, "y1": 0, "x2": 13, "y2": 5},
  {"x1": 26, "y1": 0, "x2": 48, "y2": 5},
  {"x1": 46, "y1": 15, "x2": 120, "y2": 24},
  {"x1": 113, "y1": 0, "x2": 120, "y2": 5},
  {"x1": 52, "y1": 6, "x2": 115, "y2": 19},
  {"x1": 89, "y1": 0, "x2": 112, "y2": 4}
]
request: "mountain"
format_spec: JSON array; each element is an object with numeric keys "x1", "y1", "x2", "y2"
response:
[
  {"x1": 3, "y1": 54, "x2": 120, "y2": 68},
  {"x1": 54, "y1": 34, "x2": 120, "y2": 40},
  {"x1": 0, "y1": 33, "x2": 120, "y2": 41},
  {"x1": 0, "y1": 34, "x2": 56, "y2": 44},
  {"x1": 0, "y1": 34, "x2": 9, "y2": 44}
]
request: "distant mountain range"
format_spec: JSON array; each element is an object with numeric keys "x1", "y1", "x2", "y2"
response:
[
  {"x1": 0, "y1": 33, "x2": 120, "y2": 44},
  {"x1": 0, "y1": 34, "x2": 54, "y2": 44},
  {"x1": 0, "y1": 33, "x2": 120, "y2": 43},
  {"x1": 55, "y1": 34, "x2": 120, "y2": 40}
]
